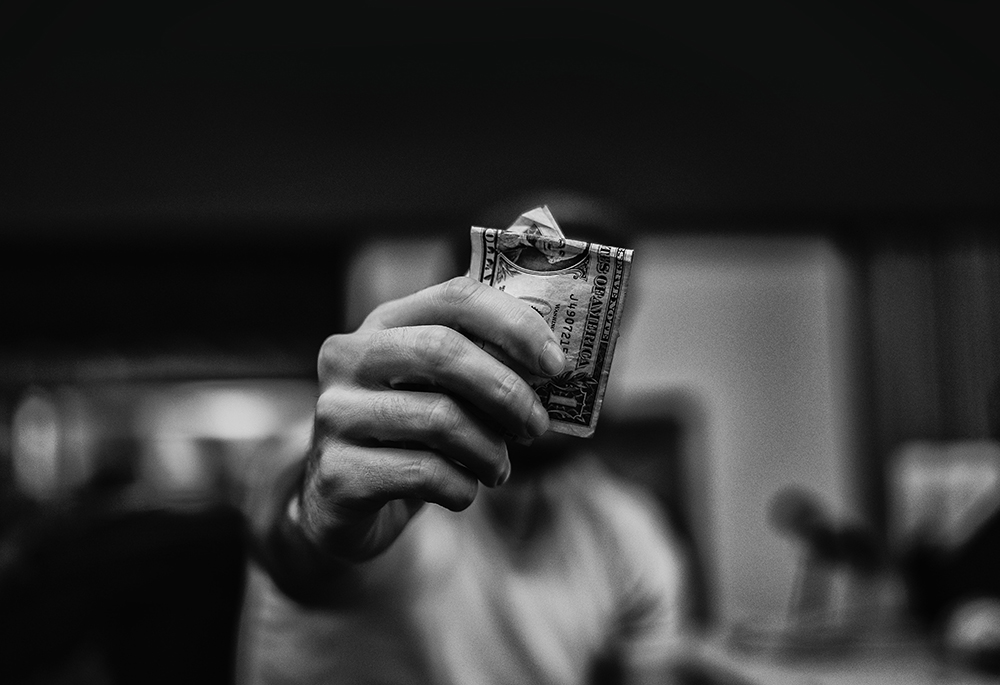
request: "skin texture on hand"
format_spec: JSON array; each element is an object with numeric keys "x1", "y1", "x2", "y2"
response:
[{"x1": 297, "y1": 277, "x2": 567, "y2": 564}]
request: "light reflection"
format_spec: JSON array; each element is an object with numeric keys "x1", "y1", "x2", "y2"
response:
[{"x1": 11, "y1": 388, "x2": 61, "y2": 501}]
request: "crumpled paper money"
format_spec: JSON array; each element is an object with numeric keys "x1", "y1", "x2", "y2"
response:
[{"x1": 469, "y1": 206, "x2": 633, "y2": 437}]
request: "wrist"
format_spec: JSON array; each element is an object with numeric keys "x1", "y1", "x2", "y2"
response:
[{"x1": 251, "y1": 458, "x2": 347, "y2": 605}]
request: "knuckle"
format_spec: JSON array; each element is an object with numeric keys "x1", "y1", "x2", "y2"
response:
[
  {"x1": 406, "y1": 456, "x2": 446, "y2": 493},
  {"x1": 309, "y1": 438, "x2": 347, "y2": 488},
  {"x1": 314, "y1": 390, "x2": 342, "y2": 432},
  {"x1": 494, "y1": 368, "x2": 526, "y2": 409},
  {"x1": 318, "y1": 333, "x2": 350, "y2": 380},
  {"x1": 315, "y1": 389, "x2": 367, "y2": 440},
  {"x1": 372, "y1": 392, "x2": 404, "y2": 430},
  {"x1": 426, "y1": 395, "x2": 462, "y2": 443},
  {"x1": 420, "y1": 324, "x2": 455, "y2": 350},
  {"x1": 437, "y1": 276, "x2": 480, "y2": 308},
  {"x1": 418, "y1": 325, "x2": 463, "y2": 372},
  {"x1": 404, "y1": 456, "x2": 476, "y2": 510},
  {"x1": 361, "y1": 328, "x2": 402, "y2": 373},
  {"x1": 364, "y1": 327, "x2": 393, "y2": 356},
  {"x1": 424, "y1": 459, "x2": 451, "y2": 495}
]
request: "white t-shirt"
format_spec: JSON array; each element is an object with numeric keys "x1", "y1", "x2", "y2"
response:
[{"x1": 239, "y1": 457, "x2": 689, "y2": 685}]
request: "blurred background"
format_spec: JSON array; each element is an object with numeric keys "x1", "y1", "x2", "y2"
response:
[{"x1": 3, "y1": 1, "x2": 1000, "y2": 683}]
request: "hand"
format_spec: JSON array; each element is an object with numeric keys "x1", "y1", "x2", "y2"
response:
[{"x1": 295, "y1": 276, "x2": 567, "y2": 564}]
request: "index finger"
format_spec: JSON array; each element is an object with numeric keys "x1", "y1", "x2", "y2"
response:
[{"x1": 360, "y1": 277, "x2": 567, "y2": 378}]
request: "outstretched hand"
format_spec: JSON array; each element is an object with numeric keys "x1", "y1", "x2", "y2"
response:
[{"x1": 294, "y1": 276, "x2": 567, "y2": 563}]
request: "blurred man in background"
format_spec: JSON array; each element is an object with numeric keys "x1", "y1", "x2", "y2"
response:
[{"x1": 239, "y1": 271, "x2": 696, "y2": 684}]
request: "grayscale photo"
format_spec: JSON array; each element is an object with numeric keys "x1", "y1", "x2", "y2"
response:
[{"x1": 2, "y1": 3, "x2": 999, "y2": 684}]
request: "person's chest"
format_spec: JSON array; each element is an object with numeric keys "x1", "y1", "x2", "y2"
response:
[{"x1": 405, "y1": 503, "x2": 619, "y2": 684}]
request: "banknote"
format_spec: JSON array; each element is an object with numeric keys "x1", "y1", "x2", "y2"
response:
[{"x1": 469, "y1": 206, "x2": 633, "y2": 437}]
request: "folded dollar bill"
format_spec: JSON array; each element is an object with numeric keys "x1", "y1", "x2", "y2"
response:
[{"x1": 469, "y1": 206, "x2": 633, "y2": 437}]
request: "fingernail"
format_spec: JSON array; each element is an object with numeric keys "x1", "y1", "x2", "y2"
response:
[
  {"x1": 539, "y1": 340, "x2": 566, "y2": 376},
  {"x1": 497, "y1": 461, "x2": 511, "y2": 487},
  {"x1": 528, "y1": 402, "x2": 549, "y2": 438}
]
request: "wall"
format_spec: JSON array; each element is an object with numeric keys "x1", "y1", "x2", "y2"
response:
[{"x1": 605, "y1": 233, "x2": 861, "y2": 624}]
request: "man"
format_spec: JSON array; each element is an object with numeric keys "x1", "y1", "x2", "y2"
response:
[{"x1": 239, "y1": 276, "x2": 691, "y2": 684}]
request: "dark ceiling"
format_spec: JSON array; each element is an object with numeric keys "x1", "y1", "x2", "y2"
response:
[{"x1": 2, "y1": 1, "x2": 1000, "y2": 235}]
